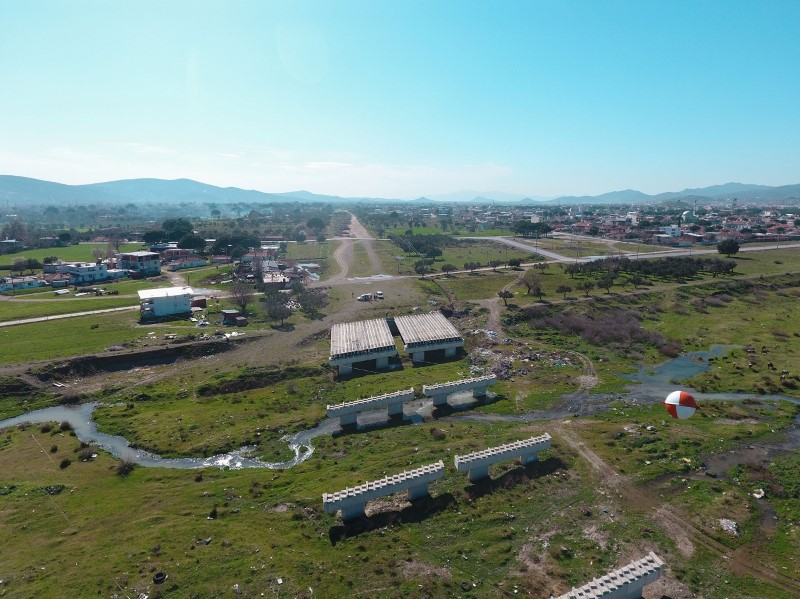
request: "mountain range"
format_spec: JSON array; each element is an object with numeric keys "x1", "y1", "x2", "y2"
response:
[{"x1": 1, "y1": 175, "x2": 799, "y2": 207}]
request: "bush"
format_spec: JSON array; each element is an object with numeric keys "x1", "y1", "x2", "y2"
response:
[
  {"x1": 59, "y1": 421, "x2": 72, "y2": 432},
  {"x1": 50, "y1": 444, "x2": 58, "y2": 453},
  {"x1": 59, "y1": 458, "x2": 71, "y2": 469},
  {"x1": 116, "y1": 461, "x2": 135, "y2": 477}
]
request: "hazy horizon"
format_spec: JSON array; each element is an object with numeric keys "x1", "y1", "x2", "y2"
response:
[{"x1": 2, "y1": 1, "x2": 798, "y2": 198}]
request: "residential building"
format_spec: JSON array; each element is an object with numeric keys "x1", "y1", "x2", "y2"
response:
[
  {"x1": 118, "y1": 251, "x2": 161, "y2": 276},
  {"x1": 138, "y1": 287, "x2": 192, "y2": 319}
]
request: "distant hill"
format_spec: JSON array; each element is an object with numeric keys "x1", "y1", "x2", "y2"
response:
[
  {"x1": 0, "y1": 175, "x2": 798, "y2": 207},
  {"x1": 0, "y1": 176, "x2": 353, "y2": 206},
  {"x1": 551, "y1": 182, "x2": 800, "y2": 205}
]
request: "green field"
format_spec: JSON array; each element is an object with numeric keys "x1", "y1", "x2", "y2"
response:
[
  {"x1": 0, "y1": 243, "x2": 144, "y2": 269},
  {"x1": 3, "y1": 244, "x2": 800, "y2": 597},
  {"x1": 0, "y1": 311, "x2": 145, "y2": 366}
]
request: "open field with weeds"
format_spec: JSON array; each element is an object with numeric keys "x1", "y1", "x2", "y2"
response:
[{"x1": 3, "y1": 240, "x2": 800, "y2": 597}]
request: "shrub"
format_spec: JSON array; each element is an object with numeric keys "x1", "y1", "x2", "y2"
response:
[
  {"x1": 116, "y1": 461, "x2": 135, "y2": 477},
  {"x1": 59, "y1": 421, "x2": 72, "y2": 432},
  {"x1": 59, "y1": 458, "x2": 71, "y2": 469},
  {"x1": 50, "y1": 444, "x2": 58, "y2": 453}
]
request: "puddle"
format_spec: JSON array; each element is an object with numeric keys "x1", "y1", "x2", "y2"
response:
[{"x1": 346, "y1": 274, "x2": 394, "y2": 281}]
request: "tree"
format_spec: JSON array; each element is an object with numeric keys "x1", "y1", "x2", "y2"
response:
[
  {"x1": 489, "y1": 260, "x2": 502, "y2": 272},
  {"x1": 266, "y1": 300, "x2": 292, "y2": 325},
  {"x1": 425, "y1": 247, "x2": 443, "y2": 260},
  {"x1": 414, "y1": 261, "x2": 431, "y2": 277},
  {"x1": 718, "y1": 238, "x2": 740, "y2": 257},
  {"x1": 577, "y1": 280, "x2": 595, "y2": 296},
  {"x1": 521, "y1": 269, "x2": 541, "y2": 295},
  {"x1": 597, "y1": 273, "x2": 615, "y2": 294},
  {"x1": 178, "y1": 233, "x2": 207, "y2": 253},
  {"x1": 532, "y1": 282, "x2": 544, "y2": 301},
  {"x1": 441, "y1": 264, "x2": 456, "y2": 277},
  {"x1": 24, "y1": 258, "x2": 42, "y2": 274},
  {"x1": 556, "y1": 284, "x2": 572, "y2": 299},
  {"x1": 142, "y1": 230, "x2": 163, "y2": 245},
  {"x1": 508, "y1": 258, "x2": 522, "y2": 269},
  {"x1": 464, "y1": 261, "x2": 480, "y2": 273},
  {"x1": 498, "y1": 290, "x2": 513, "y2": 306},
  {"x1": 162, "y1": 218, "x2": 193, "y2": 241},
  {"x1": 11, "y1": 257, "x2": 26, "y2": 274},
  {"x1": 306, "y1": 217, "x2": 326, "y2": 231},
  {"x1": 230, "y1": 280, "x2": 254, "y2": 314}
]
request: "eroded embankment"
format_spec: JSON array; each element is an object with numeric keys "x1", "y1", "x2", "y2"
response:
[{"x1": 30, "y1": 337, "x2": 251, "y2": 381}]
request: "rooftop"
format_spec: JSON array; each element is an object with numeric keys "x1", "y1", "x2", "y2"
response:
[
  {"x1": 137, "y1": 286, "x2": 193, "y2": 300},
  {"x1": 394, "y1": 311, "x2": 463, "y2": 347},
  {"x1": 330, "y1": 318, "x2": 395, "y2": 359}
]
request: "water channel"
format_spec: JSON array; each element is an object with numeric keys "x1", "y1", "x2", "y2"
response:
[{"x1": 1, "y1": 346, "x2": 798, "y2": 470}]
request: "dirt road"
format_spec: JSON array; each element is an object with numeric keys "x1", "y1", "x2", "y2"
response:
[{"x1": 551, "y1": 421, "x2": 800, "y2": 595}]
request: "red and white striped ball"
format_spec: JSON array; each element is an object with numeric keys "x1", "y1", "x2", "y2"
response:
[{"x1": 664, "y1": 390, "x2": 697, "y2": 419}]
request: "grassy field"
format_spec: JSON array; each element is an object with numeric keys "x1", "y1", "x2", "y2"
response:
[
  {"x1": 3, "y1": 245, "x2": 800, "y2": 597},
  {"x1": 0, "y1": 296, "x2": 138, "y2": 322},
  {"x1": 0, "y1": 243, "x2": 144, "y2": 269},
  {"x1": 0, "y1": 311, "x2": 146, "y2": 366}
]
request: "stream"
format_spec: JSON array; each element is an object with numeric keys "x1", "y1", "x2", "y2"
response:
[{"x1": 1, "y1": 345, "x2": 798, "y2": 470}]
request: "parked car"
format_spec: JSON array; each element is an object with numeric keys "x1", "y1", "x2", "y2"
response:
[
  {"x1": 375, "y1": 291, "x2": 384, "y2": 299},
  {"x1": 357, "y1": 293, "x2": 371, "y2": 301}
]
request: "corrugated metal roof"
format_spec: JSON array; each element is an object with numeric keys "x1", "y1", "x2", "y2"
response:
[
  {"x1": 394, "y1": 311, "x2": 463, "y2": 346},
  {"x1": 330, "y1": 318, "x2": 395, "y2": 358}
]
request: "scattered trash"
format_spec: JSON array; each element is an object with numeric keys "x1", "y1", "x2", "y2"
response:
[
  {"x1": 753, "y1": 488, "x2": 765, "y2": 499},
  {"x1": 719, "y1": 518, "x2": 739, "y2": 536},
  {"x1": 153, "y1": 571, "x2": 167, "y2": 584}
]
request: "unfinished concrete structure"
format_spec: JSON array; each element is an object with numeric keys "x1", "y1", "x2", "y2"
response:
[
  {"x1": 422, "y1": 374, "x2": 497, "y2": 406},
  {"x1": 454, "y1": 434, "x2": 552, "y2": 482},
  {"x1": 394, "y1": 311, "x2": 464, "y2": 363},
  {"x1": 555, "y1": 552, "x2": 664, "y2": 599},
  {"x1": 326, "y1": 388, "x2": 415, "y2": 426},
  {"x1": 329, "y1": 318, "x2": 398, "y2": 376},
  {"x1": 323, "y1": 461, "x2": 445, "y2": 521}
]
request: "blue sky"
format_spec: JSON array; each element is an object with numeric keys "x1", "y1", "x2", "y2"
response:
[{"x1": 1, "y1": 1, "x2": 798, "y2": 198}]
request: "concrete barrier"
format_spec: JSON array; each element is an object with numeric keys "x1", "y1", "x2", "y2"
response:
[
  {"x1": 555, "y1": 552, "x2": 664, "y2": 599},
  {"x1": 326, "y1": 388, "x2": 415, "y2": 426},
  {"x1": 323, "y1": 461, "x2": 445, "y2": 521},
  {"x1": 422, "y1": 374, "x2": 497, "y2": 406},
  {"x1": 454, "y1": 434, "x2": 552, "y2": 482}
]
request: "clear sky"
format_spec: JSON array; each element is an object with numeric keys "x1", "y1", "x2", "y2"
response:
[{"x1": 1, "y1": 1, "x2": 798, "y2": 198}]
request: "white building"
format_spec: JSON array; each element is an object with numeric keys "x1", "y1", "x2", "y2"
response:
[
  {"x1": 56, "y1": 262, "x2": 125, "y2": 285},
  {"x1": 118, "y1": 251, "x2": 161, "y2": 276},
  {"x1": 138, "y1": 287, "x2": 192, "y2": 319}
]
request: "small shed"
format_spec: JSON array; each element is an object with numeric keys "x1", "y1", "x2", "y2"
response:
[
  {"x1": 221, "y1": 309, "x2": 240, "y2": 324},
  {"x1": 235, "y1": 316, "x2": 248, "y2": 327}
]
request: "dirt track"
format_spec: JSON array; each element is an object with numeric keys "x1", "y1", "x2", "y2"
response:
[{"x1": 552, "y1": 421, "x2": 800, "y2": 596}]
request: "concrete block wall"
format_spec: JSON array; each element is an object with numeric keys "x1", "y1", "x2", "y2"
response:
[
  {"x1": 454, "y1": 434, "x2": 552, "y2": 480},
  {"x1": 555, "y1": 552, "x2": 664, "y2": 599},
  {"x1": 323, "y1": 461, "x2": 445, "y2": 520}
]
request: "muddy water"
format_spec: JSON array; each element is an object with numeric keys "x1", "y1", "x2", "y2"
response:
[{"x1": 1, "y1": 345, "x2": 798, "y2": 470}]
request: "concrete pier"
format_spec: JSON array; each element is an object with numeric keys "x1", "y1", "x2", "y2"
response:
[
  {"x1": 323, "y1": 461, "x2": 445, "y2": 521},
  {"x1": 422, "y1": 374, "x2": 497, "y2": 406},
  {"x1": 326, "y1": 388, "x2": 415, "y2": 426},
  {"x1": 454, "y1": 434, "x2": 552, "y2": 482},
  {"x1": 555, "y1": 552, "x2": 664, "y2": 599}
]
